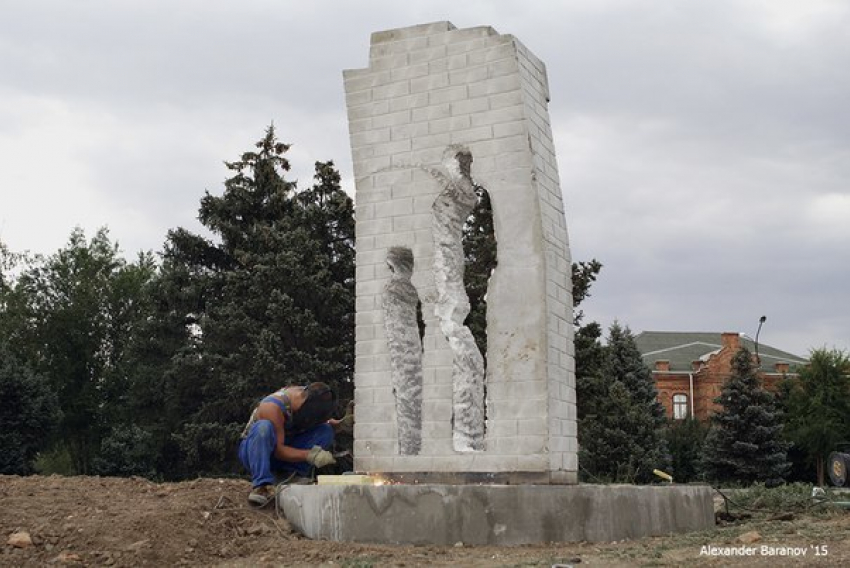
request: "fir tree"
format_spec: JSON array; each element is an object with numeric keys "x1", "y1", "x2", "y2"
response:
[
  {"x1": 159, "y1": 126, "x2": 355, "y2": 476},
  {"x1": 572, "y1": 260, "x2": 606, "y2": 422},
  {"x1": 571, "y1": 259, "x2": 602, "y2": 328},
  {"x1": 574, "y1": 320, "x2": 606, "y2": 422},
  {"x1": 664, "y1": 418, "x2": 708, "y2": 482},
  {"x1": 578, "y1": 323, "x2": 670, "y2": 483},
  {"x1": 702, "y1": 347, "x2": 791, "y2": 485},
  {"x1": 462, "y1": 185, "x2": 497, "y2": 363}
]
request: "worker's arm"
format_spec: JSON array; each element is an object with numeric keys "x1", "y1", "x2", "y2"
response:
[
  {"x1": 328, "y1": 401, "x2": 355, "y2": 433},
  {"x1": 254, "y1": 402, "x2": 310, "y2": 462}
]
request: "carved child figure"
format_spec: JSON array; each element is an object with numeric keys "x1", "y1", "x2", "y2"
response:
[{"x1": 382, "y1": 246, "x2": 424, "y2": 455}]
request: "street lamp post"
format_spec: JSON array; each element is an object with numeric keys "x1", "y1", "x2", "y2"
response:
[{"x1": 754, "y1": 315, "x2": 767, "y2": 367}]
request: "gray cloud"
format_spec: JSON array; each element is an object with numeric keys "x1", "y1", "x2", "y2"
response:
[{"x1": 1, "y1": 0, "x2": 847, "y2": 356}]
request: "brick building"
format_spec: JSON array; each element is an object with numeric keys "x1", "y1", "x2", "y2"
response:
[{"x1": 635, "y1": 331, "x2": 807, "y2": 422}]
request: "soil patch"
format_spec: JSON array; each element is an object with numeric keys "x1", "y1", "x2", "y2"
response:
[{"x1": 2, "y1": 475, "x2": 848, "y2": 566}]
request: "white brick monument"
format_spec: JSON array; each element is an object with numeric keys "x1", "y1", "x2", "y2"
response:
[
  {"x1": 344, "y1": 21, "x2": 576, "y2": 484},
  {"x1": 279, "y1": 23, "x2": 717, "y2": 545}
]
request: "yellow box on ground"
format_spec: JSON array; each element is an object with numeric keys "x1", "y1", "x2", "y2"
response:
[{"x1": 316, "y1": 475, "x2": 376, "y2": 485}]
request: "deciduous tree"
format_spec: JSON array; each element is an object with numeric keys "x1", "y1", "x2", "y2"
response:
[
  {"x1": 0, "y1": 344, "x2": 61, "y2": 474},
  {"x1": 782, "y1": 348, "x2": 850, "y2": 485},
  {"x1": 0, "y1": 229, "x2": 155, "y2": 474}
]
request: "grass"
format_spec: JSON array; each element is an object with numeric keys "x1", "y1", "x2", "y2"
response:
[
  {"x1": 717, "y1": 482, "x2": 845, "y2": 517},
  {"x1": 341, "y1": 556, "x2": 378, "y2": 568},
  {"x1": 575, "y1": 483, "x2": 849, "y2": 566}
]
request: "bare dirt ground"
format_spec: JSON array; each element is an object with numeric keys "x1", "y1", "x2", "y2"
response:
[{"x1": 2, "y1": 475, "x2": 848, "y2": 567}]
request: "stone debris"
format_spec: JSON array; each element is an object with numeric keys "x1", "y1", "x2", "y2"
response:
[
  {"x1": 55, "y1": 551, "x2": 82, "y2": 563},
  {"x1": 7, "y1": 531, "x2": 33, "y2": 548},
  {"x1": 736, "y1": 530, "x2": 762, "y2": 544},
  {"x1": 124, "y1": 539, "x2": 150, "y2": 552}
]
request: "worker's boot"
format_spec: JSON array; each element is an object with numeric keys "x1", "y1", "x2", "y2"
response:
[{"x1": 247, "y1": 484, "x2": 275, "y2": 507}]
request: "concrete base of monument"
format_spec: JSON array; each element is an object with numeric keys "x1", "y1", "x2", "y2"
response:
[{"x1": 279, "y1": 483, "x2": 715, "y2": 545}]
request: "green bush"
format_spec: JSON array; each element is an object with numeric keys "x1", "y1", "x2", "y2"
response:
[
  {"x1": 172, "y1": 422, "x2": 243, "y2": 477},
  {"x1": 725, "y1": 482, "x2": 839, "y2": 516},
  {"x1": 92, "y1": 425, "x2": 157, "y2": 478},
  {"x1": 0, "y1": 347, "x2": 62, "y2": 474},
  {"x1": 664, "y1": 418, "x2": 708, "y2": 482},
  {"x1": 34, "y1": 444, "x2": 75, "y2": 476}
]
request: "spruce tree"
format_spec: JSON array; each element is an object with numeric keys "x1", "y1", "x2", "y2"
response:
[
  {"x1": 702, "y1": 347, "x2": 791, "y2": 485},
  {"x1": 572, "y1": 260, "x2": 606, "y2": 422},
  {"x1": 571, "y1": 259, "x2": 602, "y2": 328},
  {"x1": 462, "y1": 186, "x2": 497, "y2": 363},
  {"x1": 664, "y1": 418, "x2": 708, "y2": 482},
  {"x1": 569, "y1": 261, "x2": 610, "y2": 477},
  {"x1": 160, "y1": 126, "x2": 355, "y2": 476},
  {"x1": 574, "y1": 320, "x2": 606, "y2": 423},
  {"x1": 578, "y1": 323, "x2": 670, "y2": 483}
]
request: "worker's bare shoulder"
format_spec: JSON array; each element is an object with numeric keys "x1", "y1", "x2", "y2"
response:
[{"x1": 255, "y1": 399, "x2": 286, "y2": 424}]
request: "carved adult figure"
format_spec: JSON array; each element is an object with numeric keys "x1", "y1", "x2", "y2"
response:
[{"x1": 430, "y1": 145, "x2": 486, "y2": 452}]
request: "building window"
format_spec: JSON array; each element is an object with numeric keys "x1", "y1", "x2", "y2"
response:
[{"x1": 673, "y1": 394, "x2": 688, "y2": 420}]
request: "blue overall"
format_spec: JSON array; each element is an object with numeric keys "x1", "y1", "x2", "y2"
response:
[{"x1": 238, "y1": 396, "x2": 334, "y2": 488}]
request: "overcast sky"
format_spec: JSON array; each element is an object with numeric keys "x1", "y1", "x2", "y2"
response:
[{"x1": 1, "y1": 0, "x2": 848, "y2": 357}]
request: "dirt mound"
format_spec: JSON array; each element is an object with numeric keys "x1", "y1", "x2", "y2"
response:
[
  {"x1": 2, "y1": 475, "x2": 848, "y2": 567},
  {"x1": 2, "y1": 474, "x2": 567, "y2": 567}
]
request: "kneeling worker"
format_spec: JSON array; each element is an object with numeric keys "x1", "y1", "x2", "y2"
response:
[{"x1": 238, "y1": 382, "x2": 346, "y2": 506}]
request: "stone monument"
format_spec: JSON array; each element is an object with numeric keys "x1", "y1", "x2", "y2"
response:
[
  {"x1": 347, "y1": 21, "x2": 576, "y2": 484},
  {"x1": 280, "y1": 22, "x2": 715, "y2": 545}
]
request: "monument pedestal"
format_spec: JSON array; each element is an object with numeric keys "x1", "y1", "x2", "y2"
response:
[{"x1": 279, "y1": 484, "x2": 715, "y2": 545}]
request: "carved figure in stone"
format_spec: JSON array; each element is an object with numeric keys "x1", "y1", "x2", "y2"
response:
[
  {"x1": 382, "y1": 246, "x2": 424, "y2": 455},
  {"x1": 430, "y1": 146, "x2": 486, "y2": 452}
]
